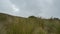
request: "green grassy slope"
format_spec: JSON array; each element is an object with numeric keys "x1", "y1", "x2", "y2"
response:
[{"x1": 0, "y1": 13, "x2": 60, "y2": 34}]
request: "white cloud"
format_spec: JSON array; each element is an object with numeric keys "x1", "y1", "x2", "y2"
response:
[{"x1": 12, "y1": 4, "x2": 19, "y2": 12}]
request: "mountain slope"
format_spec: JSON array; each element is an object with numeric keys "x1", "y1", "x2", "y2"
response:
[{"x1": 0, "y1": 13, "x2": 60, "y2": 34}]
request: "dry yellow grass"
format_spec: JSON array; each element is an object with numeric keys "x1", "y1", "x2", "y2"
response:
[{"x1": 0, "y1": 13, "x2": 60, "y2": 34}]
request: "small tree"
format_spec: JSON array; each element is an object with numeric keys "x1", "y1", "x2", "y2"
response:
[{"x1": 28, "y1": 16, "x2": 37, "y2": 19}]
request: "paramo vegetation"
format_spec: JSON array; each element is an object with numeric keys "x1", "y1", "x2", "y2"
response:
[{"x1": 0, "y1": 13, "x2": 60, "y2": 34}]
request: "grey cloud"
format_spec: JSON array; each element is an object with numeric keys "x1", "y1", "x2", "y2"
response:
[
  {"x1": 0, "y1": 0, "x2": 60, "y2": 18},
  {"x1": 10, "y1": 0, "x2": 41, "y2": 15},
  {"x1": 0, "y1": 0, "x2": 12, "y2": 12},
  {"x1": 0, "y1": 0, "x2": 21, "y2": 16}
]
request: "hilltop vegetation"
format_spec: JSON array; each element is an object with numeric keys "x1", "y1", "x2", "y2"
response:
[{"x1": 0, "y1": 13, "x2": 60, "y2": 34}]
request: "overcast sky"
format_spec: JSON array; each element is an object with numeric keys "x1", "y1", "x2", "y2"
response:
[{"x1": 0, "y1": 0, "x2": 60, "y2": 18}]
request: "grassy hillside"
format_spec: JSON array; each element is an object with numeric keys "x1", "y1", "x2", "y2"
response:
[{"x1": 0, "y1": 13, "x2": 60, "y2": 34}]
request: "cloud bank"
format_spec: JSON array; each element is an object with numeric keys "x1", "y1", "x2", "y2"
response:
[{"x1": 0, "y1": 0, "x2": 60, "y2": 18}]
